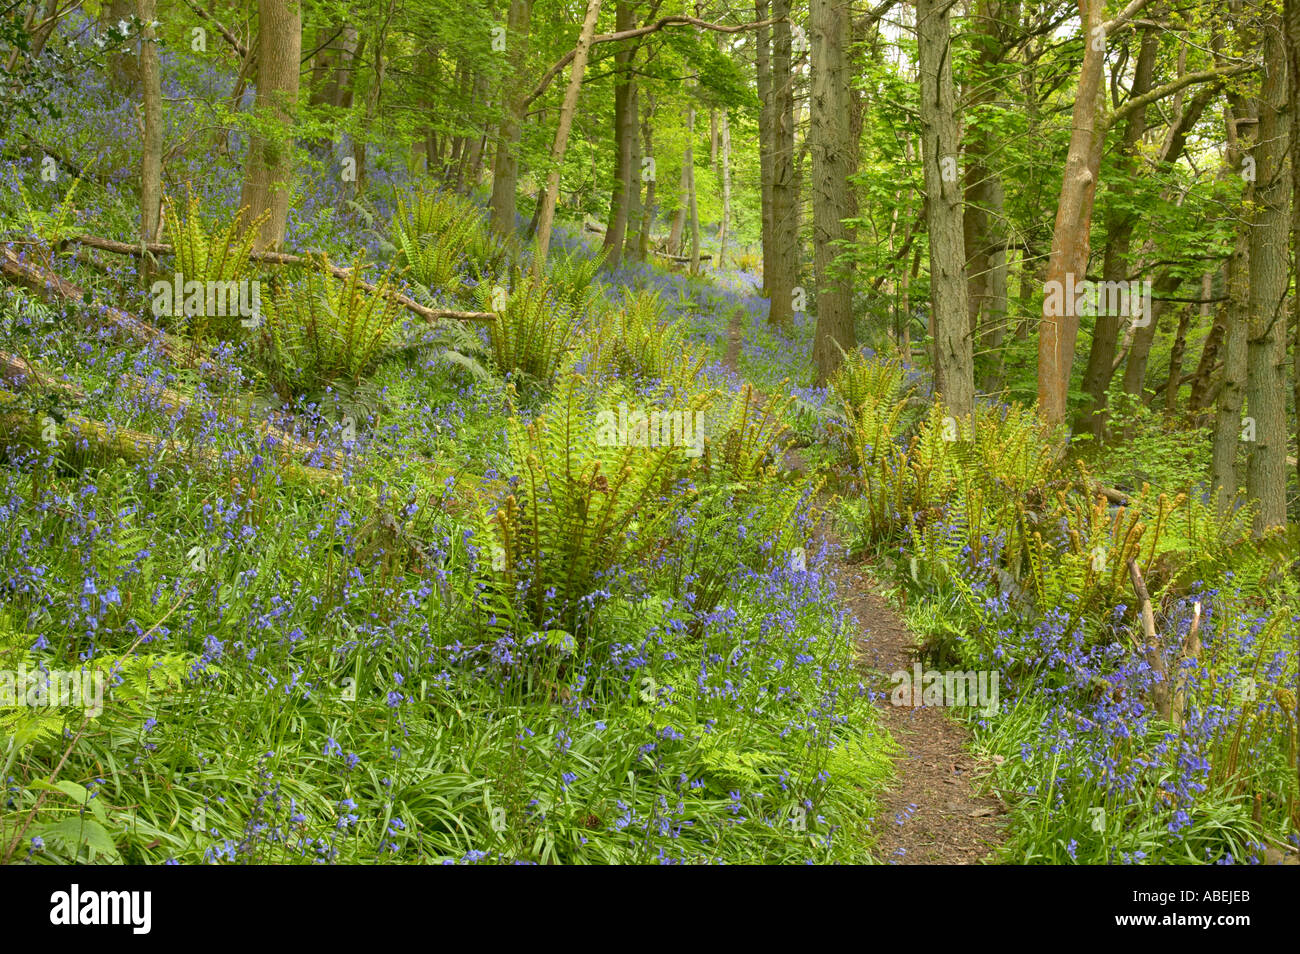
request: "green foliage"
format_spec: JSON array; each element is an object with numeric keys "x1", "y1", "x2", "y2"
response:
[
  {"x1": 260, "y1": 260, "x2": 402, "y2": 395},
  {"x1": 544, "y1": 246, "x2": 605, "y2": 318},
  {"x1": 392, "y1": 219, "x2": 473, "y2": 292},
  {"x1": 702, "y1": 383, "x2": 792, "y2": 486},
  {"x1": 479, "y1": 276, "x2": 579, "y2": 383},
  {"x1": 11, "y1": 170, "x2": 85, "y2": 266},
  {"x1": 478, "y1": 374, "x2": 708, "y2": 640},
  {"x1": 163, "y1": 191, "x2": 267, "y2": 339},
  {"x1": 600, "y1": 288, "x2": 694, "y2": 380}
]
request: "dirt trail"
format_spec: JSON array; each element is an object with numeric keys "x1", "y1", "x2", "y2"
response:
[
  {"x1": 821, "y1": 540, "x2": 1008, "y2": 864},
  {"x1": 720, "y1": 303, "x2": 1007, "y2": 864}
]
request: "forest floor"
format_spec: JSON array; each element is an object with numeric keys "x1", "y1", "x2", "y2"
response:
[{"x1": 724, "y1": 304, "x2": 1007, "y2": 864}]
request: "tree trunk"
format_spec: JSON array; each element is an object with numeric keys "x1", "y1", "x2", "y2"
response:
[
  {"x1": 331, "y1": 27, "x2": 362, "y2": 109},
  {"x1": 668, "y1": 154, "x2": 688, "y2": 256},
  {"x1": 1164, "y1": 274, "x2": 1210, "y2": 413},
  {"x1": 809, "y1": 0, "x2": 856, "y2": 385},
  {"x1": 1121, "y1": 267, "x2": 1181, "y2": 404},
  {"x1": 531, "y1": 0, "x2": 604, "y2": 273},
  {"x1": 602, "y1": 1, "x2": 636, "y2": 266},
  {"x1": 352, "y1": 10, "x2": 392, "y2": 199},
  {"x1": 766, "y1": 0, "x2": 797, "y2": 328},
  {"x1": 1243, "y1": 8, "x2": 1290, "y2": 530},
  {"x1": 918, "y1": 0, "x2": 974, "y2": 420},
  {"x1": 1209, "y1": 101, "x2": 1255, "y2": 514},
  {"x1": 460, "y1": 70, "x2": 491, "y2": 192},
  {"x1": 237, "y1": 0, "x2": 302, "y2": 251},
  {"x1": 1187, "y1": 284, "x2": 1227, "y2": 417},
  {"x1": 963, "y1": 0, "x2": 1013, "y2": 386},
  {"x1": 308, "y1": 26, "x2": 337, "y2": 108},
  {"x1": 638, "y1": 97, "x2": 657, "y2": 258},
  {"x1": 717, "y1": 108, "x2": 732, "y2": 268},
  {"x1": 489, "y1": 0, "x2": 533, "y2": 236},
  {"x1": 106, "y1": 0, "x2": 139, "y2": 92},
  {"x1": 138, "y1": 0, "x2": 162, "y2": 282},
  {"x1": 1037, "y1": 0, "x2": 1105, "y2": 428},
  {"x1": 756, "y1": 0, "x2": 774, "y2": 296},
  {"x1": 623, "y1": 84, "x2": 643, "y2": 262},
  {"x1": 686, "y1": 107, "x2": 701, "y2": 275},
  {"x1": 1288, "y1": 0, "x2": 1300, "y2": 497}
]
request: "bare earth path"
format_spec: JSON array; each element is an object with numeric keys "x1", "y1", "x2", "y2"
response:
[
  {"x1": 721, "y1": 302, "x2": 1007, "y2": 864},
  {"x1": 820, "y1": 539, "x2": 1008, "y2": 863}
]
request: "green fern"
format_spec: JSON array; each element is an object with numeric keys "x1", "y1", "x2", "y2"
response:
[{"x1": 260, "y1": 258, "x2": 401, "y2": 395}]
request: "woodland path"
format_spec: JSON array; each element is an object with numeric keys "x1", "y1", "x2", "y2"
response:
[{"x1": 722, "y1": 303, "x2": 1008, "y2": 864}]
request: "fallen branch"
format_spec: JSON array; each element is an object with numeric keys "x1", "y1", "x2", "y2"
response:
[
  {"x1": 68, "y1": 234, "x2": 497, "y2": 324},
  {"x1": 655, "y1": 251, "x2": 713, "y2": 264},
  {"x1": 1093, "y1": 482, "x2": 1129, "y2": 506},
  {"x1": 1169, "y1": 601, "x2": 1202, "y2": 728}
]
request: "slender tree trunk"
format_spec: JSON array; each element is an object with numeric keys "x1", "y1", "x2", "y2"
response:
[
  {"x1": 532, "y1": 0, "x2": 604, "y2": 273},
  {"x1": 638, "y1": 97, "x2": 657, "y2": 258},
  {"x1": 138, "y1": 0, "x2": 162, "y2": 282},
  {"x1": 237, "y1": 0, "x2": 302, "y2": 251},
  {"x1": 918, "y1": 0, "x2": 974, "y2": 419},
  {"x1": 624, "y1": 83, "x2": 643, "y2": 262},
  {"x1": 717, "y1": 108, "x2": 732, "y2": 268},
  {"x1": 1074, "y1": 24, "x2": 1158, "y2": 437},
  {"x1": 489, "y1": 0, "x2": 533, "y2": 236},
  {"x1": 756, "y1": 0, "x2": 774, "y2": 296},
  {"x1": 668, "y1": 154, "x2": 688, "y2": 256},
  {"x1": 460, "y1": 70, "x2": 491, "y2": 192},
  {"x1": 1165, "y1": 273, "x2": 1211, "y2": 413},
  {"x1": 352, "y1": 7, "x2": 392, "y2": 199},
  {"x1": 1187, "y1": 283, "x2": 1227, "y2": 416},
  {"x1": 1121, "y1": 267, "x2": 1181, "y2": 404},
  {"x1": 810, "y1": 0, "x2": 856, "y2": 385}
]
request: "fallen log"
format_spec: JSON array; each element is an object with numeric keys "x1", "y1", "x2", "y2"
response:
[
  {"x1": 1, "y1": 247, "x2": 231, "y2": 377},
  {"x1": 654, "y1": 251, "x2": 713, "y2": 264},
  {"x1": 0, "y1": 350, "x2": 338, "y2": 468},
  {"x1": 68, "y1": 234, "x2": 497, "y2": 325},
  {"x1": 1093, "y1": 483, "x2": 1128, "y2": 506},
  {"x1": 0, "y1": 386, "x2": 341, "y2": 489}
]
